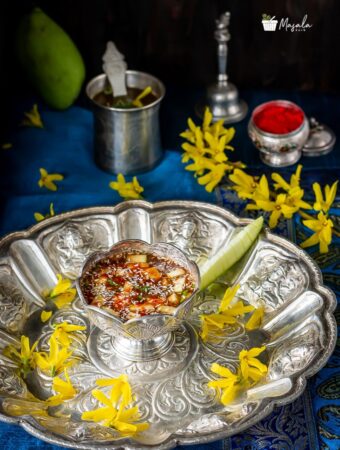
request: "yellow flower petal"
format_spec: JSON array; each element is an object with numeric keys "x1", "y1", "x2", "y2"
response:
[
  {"x1": 248, "y1": 357, "x2": 268, "y2": 373},
  {"x1": 245, "y1": 306, "x2": 264, "y2": 330},
  {"x1": 210, "y1": 363, "x2": 237, "y2": 379},
  {"x1": 132, "y1": 86, "x2": 152, "y2": 107},
  {"x1": 22, "y1": 104, "x2": 44, "y2": 128},
  {"x1": 82, "y1": 406, "x2": 114, "y2": 422},
  {"x1": 269, "y1": 209, "x2": 282, "y2": 228},
  {"x1": 300, "y1": 233, "x2": 320, "y2": 249},
  {"x1": 239, "y1": 347, "x2": 267, "y2": 383},
  {"x1": 3, "y1": 336, "x2": 38, "y2": 376},
  {"x1": 247, "y1": 346, "x2": 266, "y2": 358},
  {"x1": 34, "y1": 212, "x2": 45, "y2": 222},
  {"x1": 219, "y1": 284, "x2": 240, "y2": 312},
  {"x1": 220, "y1": 382, "x2": 241, "y2": 405},
  {"x1": 202, "y1": 107, "x2": 213, "y2": 131},
  {"x1": 50, "y1": 275, "x2": 72, "y2": 297},
  {"x1": 54, "y1": 290, "x2": 77, "y2": 309},
  {"x1": 227, "y1": 301, "x2": 254, "y2": 316},
  {"x1": 34, "y1": 334, "x2": 76, "y2": 376},
  {"x1": 41, "y1": 310, "x2": 52, "y2": 322},
  {"x1": 271, "y1": 172, "x2": 290, "y2": 191}
]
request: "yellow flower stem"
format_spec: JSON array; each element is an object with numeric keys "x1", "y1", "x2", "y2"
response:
[{"x1": 299, "y1": 210, "x2": 340, "y2": 237}]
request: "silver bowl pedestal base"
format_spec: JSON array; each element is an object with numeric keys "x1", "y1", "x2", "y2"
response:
[
  {"x1": 111, "y1": 332, "x2": 175, "y2": 362},
  {"x1": 260, "y1": 148, "x2": 302, "y2": 167},
  {"x1": 88, "y1": 323, "x2": 198, "y2": 382}
]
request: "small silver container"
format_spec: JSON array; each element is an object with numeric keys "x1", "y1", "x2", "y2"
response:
[
  {"x1": 248, "y1": 100, "x2": 310, "y2": 167},
  {"x1": 86, "y1": 71, "x2": 165, "y2": 174}
]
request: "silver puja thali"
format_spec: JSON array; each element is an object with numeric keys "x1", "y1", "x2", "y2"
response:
[{"x1": 0, "y1": 200, "x2": 336, "y2": 448}]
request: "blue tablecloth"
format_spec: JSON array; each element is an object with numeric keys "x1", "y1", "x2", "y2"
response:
[{"x1": 0, "y1": 89, "x2": 339, "y2": 450}]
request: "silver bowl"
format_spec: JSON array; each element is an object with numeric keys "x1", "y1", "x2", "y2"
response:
[
  {"x1": 248, "y1": 100, "x2": 310, "y2": 167},
  {"x1": 76, "y1": 239, "x2": 200, "y2": 360}
]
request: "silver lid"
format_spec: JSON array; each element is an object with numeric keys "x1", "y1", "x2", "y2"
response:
[{"x1": 303, "y1": 117, "x2": 336, "y2": 156}]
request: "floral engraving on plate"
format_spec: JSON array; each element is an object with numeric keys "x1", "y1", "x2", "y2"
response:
[
  {"x1": 152, "y1": 211, "x2": 232, "y2": 265},
  {"x1": 239, "y1": 253, "x2": 308, "y2": 310},
  {"x1": 0, "y1": 266, "x2": 28, "y2": 334},
  {"x1": 41, "y1": 219, "x2": 114, "y2": 279}
]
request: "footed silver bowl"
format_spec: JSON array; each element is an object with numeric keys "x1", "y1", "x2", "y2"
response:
[
  {"x1": 76, "y1": 239, "x2": 200, "y2": 360},
  {"x1": 248, "y1": 100, "x2": 310, "y2": 167}
]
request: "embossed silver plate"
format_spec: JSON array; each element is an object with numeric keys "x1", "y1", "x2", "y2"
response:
[{"x1": 0, "y1": 200, "x2": 336, "y2": 449}]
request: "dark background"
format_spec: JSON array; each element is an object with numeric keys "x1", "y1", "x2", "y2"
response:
[{"x1": 1, "y1": 0, "x2": 339, "y2": 137}]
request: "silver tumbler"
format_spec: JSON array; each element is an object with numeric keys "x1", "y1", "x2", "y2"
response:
[{"x1": 86, "y1": 71, "x2": 165, "y2": 174}]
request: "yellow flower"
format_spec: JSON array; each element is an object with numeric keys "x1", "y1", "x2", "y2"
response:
[
  {"x1": 38, "y1": 168, "x2": 64, "y2": 191},
  {"x1": 300, "y1": 211, "x2": 334, "y2": 253},
  {"x1": 180, "y1": 117, "x2": 199, "y2": 144},
  {"x1": 46, "y1": 369, "x2": 77, "y2": 406},
  {"x1": 271, "y1": 164, "x2": 303, "y2": 192},
  {"x1": 81, "y1": 375, "x2": 148, "y2": 436},
  {"x1": 198, "y1": 163, "x2": 229, "y2": 192},
  {"x1": 96, "y1": 375, "x2": 132, "y2": 405},
  {"x1": 46, "y1": 274, "x2": 77, "y2": 309},
  {"x1": 204, "y1": 131, "x2": 234, "y2": 163},
  {"x1": 229, "y1": 170, "x2": 269, "y2": 201},
  {"x1": 54, "y1": 291, "x2": 77, "y2": 309},
  {"x1": 218, "y1": 284, "x2": 254, "y2": 318},
  {"x1": 200, "y1": 285, "x2": 253, "y2": 341},
  {"x1": 41, "y1": 310, "x2": 53, "y2": 323},
  {"x1": 239, "y1": 346, "x2": 267, "y2": 382},
  {"x1": 229, "y1": 169, "x2": 259, "y2": 199},
  {"x1": 180, "y1": 109, "x2": 213, "y2": 145},
  {"x1": 3, "y1": 335, "x2": 38, "y2": 377},
  {"x1": 132, "y1": 86, "x2": 152, "y2": 107},
  {"x1": 109, "y1": 173, "x2": 144, "y2": 200},
  {"x1": 252, "y1": 175, "x2": 270, "y2": 201},
  {"x1": 200, "y1": 313, "x2": 238, "y2": 341},
  {"x1": 245, "y1": 306, "x2": 265, "y2": 330},
  {"x1": 208, "y1": 363, "x2": 242, "y2": 405},
  {"x1": 50, "y1": 274, "x2": 72, "y2": 297},
  {"x1": 211, "y1": 120, "x2": 235, "y2": 143},
  {"x1": 34, "y1": 335, "x2": 77, "y2": 377},
  {"x1": 34, "y1": 203, "x2": 55, "y2": 222},
  {"x1": 312, "y1": 181, "x2": 338, "y2": 213},
  {"x1": 181, "y1": 142, "x2": 206, "y2": 162},
  {"x1": 286, "y1": 187, "x2": 312, "y2": 210},
  {"x1": 180, "y1": 108, "x2": 242, "y2": 192},
  {"x1": 51, "y1": 322, "x2": 87, "y2": 347},
  {"x1": 185, "y1": 156, "x2": 216, "y2": 176},
  {"x1": 247, "y1": 193, "x2": 297, "y2": 228},
  {"x1": 22, "y1": 104, "x2": 44, "y2": 128}
]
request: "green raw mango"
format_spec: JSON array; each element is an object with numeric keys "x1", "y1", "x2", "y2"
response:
[{"x1": 16, "y1": 7, "x2": 85, "y2": 109}]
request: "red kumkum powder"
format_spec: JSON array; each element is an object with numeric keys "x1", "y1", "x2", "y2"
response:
[{"x1": 253, "y1": 102, "x2": 304, "y2": 135}]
